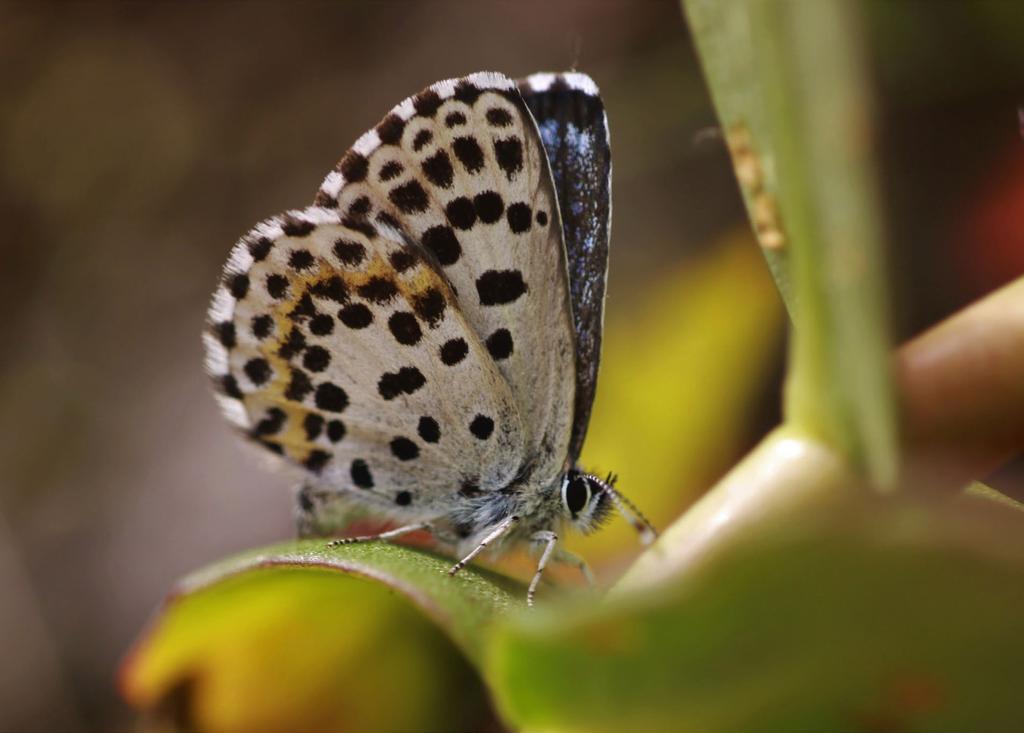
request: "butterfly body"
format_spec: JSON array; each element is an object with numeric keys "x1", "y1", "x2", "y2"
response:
[{"x1": 205, "y1": 71, "x2": 652, "y2": 603}]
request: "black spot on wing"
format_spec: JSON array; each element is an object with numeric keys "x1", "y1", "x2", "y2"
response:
[
  {"x1": 310, "y1": 276, "x2": 349, "y2": 303},
  {"x1": 377, "y1": 366, "x2": 426, "y2": 400},
  {"x1": 418, "y1": 416, "x2": 440, "y2": 443},
  {"x1": 213, "y1": 322, "x2": 235, "y2": 349},
  {"x1": 494, "y1": 137, "x2": 523, "y2": 179},
  {"x1": 303, "y1": 345, "x2": 331, "y2": 372},
  {"x1": 287, "y1": 293, "x2": 316, "y2": 322},
  {"x1": 485, "y1": 328, "x2": 514, "y2": 360},
  {"x1": 285, "y1": 368, "x2": 313, "y2": 401},
  {"x1": 389, "y1": 436, "x2": 419, "y2": 461},
  {"x1": 255, "y1": 407, "x2": 286, "y2": 435},
  {"x1": 314, "y1": 382, "x2": 348, "y2": 412},
  {"x1": 309, "y1": 313, "x2": 334, "y2": 336},
  {"x1": 339, "y1": 151, "x2": 369, "y2": 183},
  {"x1": 445, "y1": 111, "x2": 466, "y2": 128},
  {"x1": 412, "y1": 287, "x2": 446, "y2": 326},
  {"x1": 412, "y1": 129, "x2": 433, "y2": 152},
  {"x1": 266, "y1": 274, "x2": 289, "y2": 300},
  {"x1": 389, "y1": 180, "x2": 430, "y2": 214},
  {"x1": 289, "y1": 249, "x2": 315, "y2": 271},
  {"x1": 486, "y1": 107, "x2": 513, "y2": 127},
  {"x1": 388, "y1": 249, "x2": 417, "y2": 273},
  {"x1": 338, "y1": 303, "x2": 373, "y2": 329},
  {"x1": 387, "y1": 311, "x2": 422, "y2": 346},
  {"x1": 506, "y1": 202, "x2": 532, "y2": 233},
  {"x1": 228, "y1": 273, "x2": 249, "y2": 299},
  {"x1": 445, "y1": 197, "x2": 476, "y2": 230},
  {"x1": 248, "y1": 237, "x2": 272, "y2": 262},
  {"x1": 327, "y1": 419, "x2": 346, "y2": 442},
  {"x1": 469, "y1": 414, "x2": 494, "y2": 440},
  {"x1": 282, "y1": 216, "x2": 315, "y2": 237},
  {"x1": 376, "y1": 114, "x2": 405, "y2": 145},
  {"x1": 395, "y1": 491, "x2": 412, "y2": 506},
  {"x1": 379, "y1": 161, "x2": 403, "y2": 181},
  {"x1": 421, "y1": 150, "x2": 454, "y2": 188},
  {"x1": 474, "y1": 191, "x2": 504, "y2": 224},
  {"x1": 303, "y1": 413, "x2": 324, "y2": 441},
  {"x1": 305, "y1": 449, "x2": 331, "y2": 473},
  {"x1": 277, "y1": 327, "x2": 306, "y2": 359},
  {"x1": 453, "y1": 136, "x2": 485, "y2": 173},
  {"x1": 333, "y1": 239, "x2": 366, "y2": 266},
  {"x1": 221, "y1": 375, "x2": 243, "y2": 399},
  {"x1": 413, "y1": 89, "x2": 442, "y2": 117},
  {"x1": 439, "y1": 338, "x2": 468, "y2": 366},
  {"x1": 453, "y1": 81, "x2": 482, "y2": 105},
  {"x1": 347, "y1": 196, "x2": 372, "y2": 217},
  {"x1": 357, "y1": 276, "x2": 398, "y2": 304},
  {"x1": 476, "y1": 270, "x2": 527, "y2": 306},
  {"x1": 244, "y1": 358, "x2": 271, "y2": 385},
  {"x1": 251, "y1": 314, "x2": 273, "y2": 339},
  {"x1": 351, "y1": 459, "x2": 374, "y2": 488},
  {"x1": 422, "y1": 226, "x2": 461, "y2": 265}
]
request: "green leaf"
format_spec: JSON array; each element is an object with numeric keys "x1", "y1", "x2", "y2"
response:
[
  {"x1": 121, "y1": 540, "x2": 524, "y2": 733},
  {"x1": 683, "y1": 0, "x2": 898, "y2": 487},
  {"x1": 680, "y1": 0, "x2": 793, "y2": 312},
  {"x1": 487, "y1": 496, "x2": 1024, "y2": 733}
]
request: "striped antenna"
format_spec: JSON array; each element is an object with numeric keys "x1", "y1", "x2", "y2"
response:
[{"x1": 601, "y1": 473, "x2": 657, "y2": 545}]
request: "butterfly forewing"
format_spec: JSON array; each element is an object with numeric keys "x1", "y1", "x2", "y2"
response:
[
  {"x1": 314, "y1": 71, "x2": 576, "y2": 488},
  {"x1": 518, "y1": 73, "x2": 612, "y2": 465}
]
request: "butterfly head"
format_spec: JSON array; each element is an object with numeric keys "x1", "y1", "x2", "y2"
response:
[{"x1": 561, "y1": 470, "x2": 657, "y2": 544}]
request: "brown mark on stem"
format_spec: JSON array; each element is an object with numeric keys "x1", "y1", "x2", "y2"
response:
[{"x1": 726, "y1": 123, "x2": 786, "y2": 251}]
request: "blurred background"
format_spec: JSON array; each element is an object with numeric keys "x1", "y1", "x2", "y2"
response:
[{"x1": 2, "y1": 1, "x2": 1023, "y2": 731}]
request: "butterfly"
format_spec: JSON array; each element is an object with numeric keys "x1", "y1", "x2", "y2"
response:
[{"x1": 203, "y1": 71, "x2": 655, "y2": 605}]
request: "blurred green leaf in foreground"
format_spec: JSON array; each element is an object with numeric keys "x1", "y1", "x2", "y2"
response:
[
  {"x1": 490, "y1": 495, "x2": 1024, "y2": 733},
  {"x1": 121, "y1": 542, "x2": 521, "y2": 733}
]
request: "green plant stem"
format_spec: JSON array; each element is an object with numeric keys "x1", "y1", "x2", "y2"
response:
[
  {"x1": 615, "y1": 426, "x2": 855, "y2": 593},
  {"x1": 619, "y1": 275, "x2": 1024, "y2": 592},
  {"x1": 762, "y1": 2, "x2": 896, "y2": 489},
  {"x1": 684, "y1": 0, "x2": 898, "y2": 488}
]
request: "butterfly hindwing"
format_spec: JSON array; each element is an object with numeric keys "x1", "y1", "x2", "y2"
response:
[
  {"x1": 518, "y1": 72, "x2": 611, "y2": 464},
  {"x1": 204, "y1": 207, "x2": 525, "y2": 519}
]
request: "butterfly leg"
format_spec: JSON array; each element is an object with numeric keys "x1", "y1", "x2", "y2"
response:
[
  {"x1": 527, "y1": 530, "x2": 560, "y2": 607},
  {"x1": 448, "y1": 514, "x2": 519, "y2": 577},
  {"x1": 551, "y1": 546, "x2": 596, "y2": 588},
  {"x1": 327, "y1": 522, "x2": 432, "y2": 548}
]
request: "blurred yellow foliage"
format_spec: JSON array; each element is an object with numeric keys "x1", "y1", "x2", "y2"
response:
[{"x1": 565, "y1": 231, "x2": 785, "y2": 571}]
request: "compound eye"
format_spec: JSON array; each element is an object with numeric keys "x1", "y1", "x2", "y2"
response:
[{"x1": 564, "y1": 476, "x2": 590, "y2": 517}]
